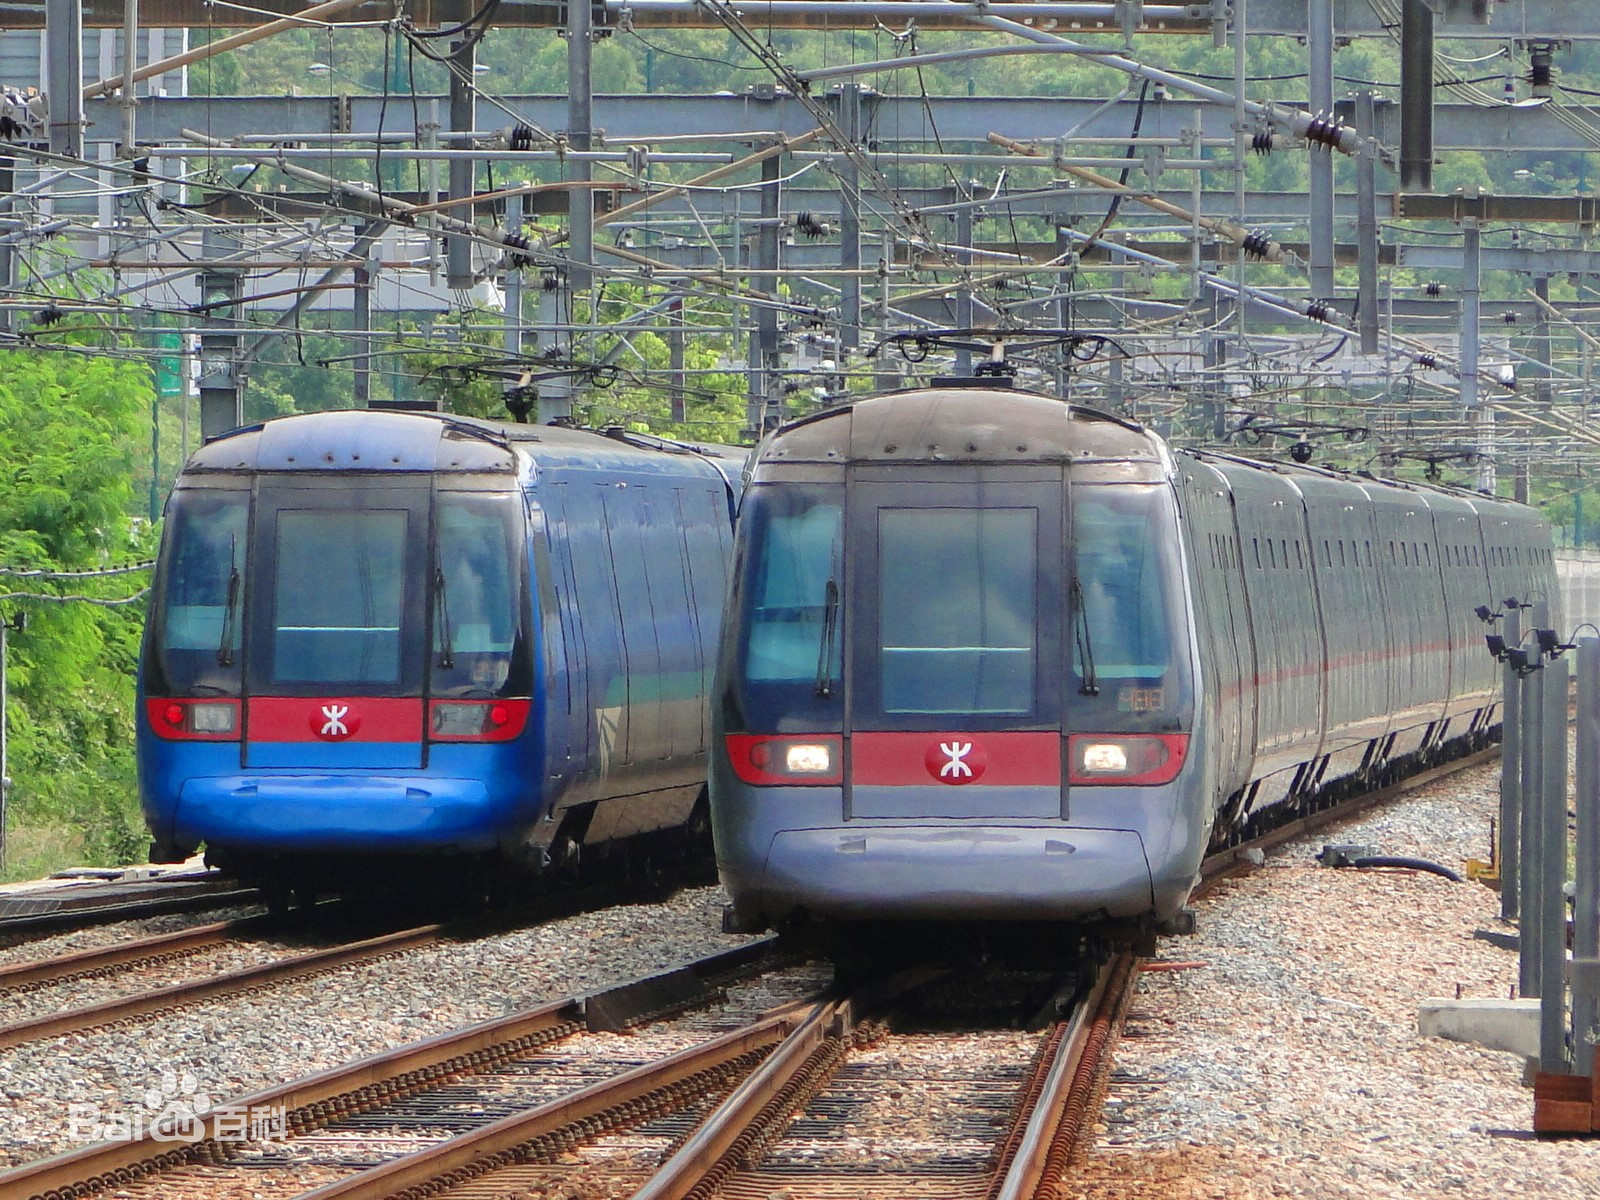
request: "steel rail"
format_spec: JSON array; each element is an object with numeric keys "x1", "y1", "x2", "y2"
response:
[
  {"x1": 0, "y1": 939, "x2": 779, "y2": 1200},
  {"x1": 992, "y1": 954, "x2": 1138, "y2": 1200},
  {"x1": 297, "y1": 1000, "x2": 799, "y2": 1198},
  {"x1": 0, "y1": 920, "x2": 451, "y2": 1051},
  {"x1": 634, "y1": 965, "x2": 940, "y2": 1200},
  {"x1": 0, "y1": 913, "x2": 267, "y2": 994}
]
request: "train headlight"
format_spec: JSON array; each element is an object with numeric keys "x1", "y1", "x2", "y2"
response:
[
  {"x1": 1080, "y1": 743, "x2": 1128, "y2": 774},
  {"x1": 725, "y1": 734, "x2": 842, "y2": 786},
  {"x1": 1068, "y1": 733, "x2": 1189, "y2": 786},
  {"x1": 785, "y1": 743, "x2": 834, "y2": 774}
]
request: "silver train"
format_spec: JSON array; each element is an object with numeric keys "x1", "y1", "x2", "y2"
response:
[{"x1": 709, "y1": 384, "x2": 1557, "y2": 943}]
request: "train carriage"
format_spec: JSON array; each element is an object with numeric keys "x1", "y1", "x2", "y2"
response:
[
  {"x1": 710, "y1": 383, "x2": 1557, "y2": 943},
  {"x1": 139, "y1": 410, "x2": 743, "y2": 894}
]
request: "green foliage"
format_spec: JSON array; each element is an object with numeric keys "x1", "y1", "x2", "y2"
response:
[
  {"x1": 0, "y1": 351, "x2": 156, "y2": 880},
  {"x1": 393, "y1": 284, "x2": 749, "y2": 443}
]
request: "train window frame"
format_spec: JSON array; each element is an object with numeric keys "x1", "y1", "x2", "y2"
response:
[
  {"x1": 874, "y1": 504, "x2": 1042, "y2": 718},
  {"x1": 247, "y1": 479, "x2": 432, "y2": 697},
  {"x1": 720, "y1": 478, "x2": 846, "y2": 735},
  {"x1": 430, "y1": 491, "x2": 531, "y2": 702},
  {"x1": 147, "y1": 485, "x2": 253, "y2": 699}
]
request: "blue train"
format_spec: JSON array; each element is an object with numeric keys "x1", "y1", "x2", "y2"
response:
[
  {"x1": 138, "y1": 410, "x2": 743, "y2": 897},
  {"x1": 710, "y1": 383, "x2": 1556, "y2": 946}
]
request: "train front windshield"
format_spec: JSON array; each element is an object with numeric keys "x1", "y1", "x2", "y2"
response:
[{"x1": 148, "y1": 484, "x2": 528, "y2": 701}]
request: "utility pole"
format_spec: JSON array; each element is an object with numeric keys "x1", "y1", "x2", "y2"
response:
[
  {"x1": 567, "y1": 0, "x2": 595, "y2": 295},
  {"x1": 753, "y1": 144, "x2": 783, "y2": 436},
  {"x1": 354, "y1": 222, "x2": 376, "y2": 408},
  {"x1": 1306, "y1": 0, "x2": 1335, "y2": 301},
  {"x1": 45, "y1": 0, "x2": 83, "y2": 160},
  {"x1": 1356, "y1": 91, "x2": 1381, "y2": 357},
  {"x1": 837, "y1": 83, "x2": 863, "y2": 352},
  {"x1": 503, "y1": 193, "x2": 530, "y2": 421},
  {"x1": 197, "y1": 226, "x2": 245, "y2": 440},
  {"x1": 446, "y1": 39, "x2": 476, "y2": 291},
  {"x1": 1400, "y1": 0, "x2": 1435, "y2": 192}
]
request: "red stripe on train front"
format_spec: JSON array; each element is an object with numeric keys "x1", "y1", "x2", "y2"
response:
[
  {"x1": 246, "y1": 697, "x2": 424, "y2": 743},
  {"x1": 851, "y1": 731, "x2": 1062, "y2": 787}
]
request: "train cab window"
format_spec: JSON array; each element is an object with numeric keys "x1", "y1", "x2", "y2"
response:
[
  {"x1": 722, "y1": 483, "x2": 844, "y2": 731},
  {"x1": 270, "y1": 509, "x2": 408, "y2": 686},
  {"x1": 148, "y1": 488, "x2": 250, "y2": 696},
  {"x1": 431, "y1": 494, "x2": 528, "y2": 698},
  {"x1": 1070, "y1": 484, "x2": 1192, "y2": 731},
  {"x1": 879, "y1": 508, "x2": 1036, "y2": 715}
]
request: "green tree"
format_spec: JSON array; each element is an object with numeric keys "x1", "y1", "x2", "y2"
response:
[{"x1": 0, "y1": 351, "x2": 156, "y2": 880}]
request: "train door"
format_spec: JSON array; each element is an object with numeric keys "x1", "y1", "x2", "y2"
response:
[
  {"x1": 243, "y1": 478, "x2": 431, "y2": 769},
  {"x1": 527, "y1": 495, "x2": 575, "y2": 785},
  {"x1": 844, "y1": 473, "x2": 1065, "y2": 820}
]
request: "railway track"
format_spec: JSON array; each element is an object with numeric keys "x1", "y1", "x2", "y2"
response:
[
  {"x1": 0, "y1": 871, "x2": 713, "y2": 1052},
  {"x1": 0, "y1": 939, "x2": 807, "y2": 1200},
  {"x1": 0, "y1": 751, "x2": 1501, "y2": 1200}
]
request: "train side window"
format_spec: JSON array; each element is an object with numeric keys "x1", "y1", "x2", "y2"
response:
[
  {"x1": 1365, "y1": 541, "x2": 1373, "y2": 567},
  {"x1": 432, "y1": 494, "x2": 525, "y2": 698},
  {"x1": 151, "y1": 488, "x2": 250, "y2": 696},
  {"x1": 1339, "y1": 541, "x2": 1347, "y2": 569},
  {"x1": 1389, "y1": 540, "x2": 1397, "y2": 564},
  {"x1": 1295, "y1": 541, "x2": 1304, "y2": 570},
  {"x1": 1253, "y1": 537, "x2": 1261, "y2": 570}
]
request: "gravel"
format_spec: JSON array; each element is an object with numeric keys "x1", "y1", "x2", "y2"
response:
[
  {"x1": 1074, "y1": 757, "x2": 1600, "y2": 1199},
  {"x1": 0, "y1": 885, "x2": 755, "y2": 1168}
]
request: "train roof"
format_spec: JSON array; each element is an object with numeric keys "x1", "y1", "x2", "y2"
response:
[
  {"x1": 182, "y1": 409, "x2": 747, "y2": 486},
  {"x1": 756, "y1": 385, "x2": 1166, "y2": 467},
  {"x1": 1183, "y1": 446, "x2": 1543, "y2": 520}
]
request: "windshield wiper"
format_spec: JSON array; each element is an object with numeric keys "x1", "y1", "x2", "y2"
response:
[
  {"x1": 815, "y1": 577, "x2": 840, "y2": 698},
  {"x1": 434, "y1": 566, "x2": 455, "y2": 669},
  {"x1": 1070, "y1": 577, "x2": 1099, "y2": 696},
  {"x1": 216, "y1": 534, "x2": 240, "y2": 668}
]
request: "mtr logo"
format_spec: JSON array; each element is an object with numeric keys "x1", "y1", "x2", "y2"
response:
[
  {"x1": 924, "y1": 739, "x2": 987, "y2": 784},
  {"x1": 310, "y1": 703, "x2": 361, "y2": 741}
]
